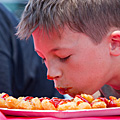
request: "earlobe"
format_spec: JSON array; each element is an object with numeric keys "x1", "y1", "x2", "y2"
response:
[{"x1": 109, "y1": 31, "x2": 120, "y2": 56}]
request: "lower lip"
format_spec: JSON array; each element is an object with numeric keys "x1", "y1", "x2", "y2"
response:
[{"x1": 56, "y1": 87, "x2": 72, "y2": 95}]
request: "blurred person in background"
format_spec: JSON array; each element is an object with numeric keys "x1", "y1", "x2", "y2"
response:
[
  {"x1": 0, "y1": 3, "x2": 64, "y2": 99},
  {"x1": 0, "y1": 0, "x2": 28, "y2": 19}
]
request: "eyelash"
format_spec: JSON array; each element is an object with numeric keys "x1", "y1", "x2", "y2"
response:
[
  {"x1": 41, "y1": 55, "x2": 71, "y2": 64},
  {"x1": 59, "y1": 55, "x2": 71, "y2": 62}
]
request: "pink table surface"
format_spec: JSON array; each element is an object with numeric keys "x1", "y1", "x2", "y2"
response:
[
  {"x1": 0, "y1": 112, "x2": 120, "y2": 120},
  {"x1": 6, "y1": 116, "x2": 120, "y2": 120}
]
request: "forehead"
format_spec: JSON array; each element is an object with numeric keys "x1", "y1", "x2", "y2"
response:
[{"x1": 32, "y1": 26, "x2": 80, "y2": 51}]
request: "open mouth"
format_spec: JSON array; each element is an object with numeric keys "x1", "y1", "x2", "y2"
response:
[{"x1": 55, "y1": 87, "x2": 72, "y2": 95}]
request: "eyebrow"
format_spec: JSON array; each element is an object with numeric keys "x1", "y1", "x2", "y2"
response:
[
  {"x1": 35, "y1": 48, "x2": 60, "y2": 53},
  {"x1": 50, "y1": 48, "x2": 60, "y2": 52},
  {"x1": 35, "y1": 47, "x2": 70, "y2": 56},
  {"x1": 50, "y1": 47, "x2": 71, "y2": 52}
]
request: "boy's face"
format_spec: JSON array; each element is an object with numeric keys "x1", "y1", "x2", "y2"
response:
[{"x1": 32, "y1": 26, "x2": 112, "y2": 97}]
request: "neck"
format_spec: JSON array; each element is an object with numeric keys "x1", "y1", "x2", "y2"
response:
[
  {"x1": 107, "y1": 77, "x2": 120, "y2": 90},
  {"x1": 107, "y1": 60, "x2": 120, "y2": 90}
]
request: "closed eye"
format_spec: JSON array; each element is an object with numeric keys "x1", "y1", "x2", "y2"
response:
[{"x1": 59, "y1": 55, "x2": 71, "y2": 62}]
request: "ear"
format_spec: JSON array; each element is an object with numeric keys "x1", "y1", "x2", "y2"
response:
[{"x1": 109, "y1": 31, "x2": 120, "y2": 56}]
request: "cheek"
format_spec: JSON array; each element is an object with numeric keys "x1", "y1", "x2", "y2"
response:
[{"x1": 65, "y1": 48, "x2": 110, "y2": 85}]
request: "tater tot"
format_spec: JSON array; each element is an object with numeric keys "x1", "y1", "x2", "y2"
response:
[
  {"x1": 57, "y1": 101, "x2": 76, "y2": 110},
  {"x1": 92, "y1": 101, "x2": 107, "y2": 108},
  {"x1": 42, "y1": 99, "x2": 57, "y2": 110},
  {"x1": 77, "y1": 102, "x2": 92, "y2": 109},
  {"x1": 31, "y1": 97, "x2": 43, "y2": 110},
  {"x1": 6, "y1": 96, "x2": 20, "y2": 109}
]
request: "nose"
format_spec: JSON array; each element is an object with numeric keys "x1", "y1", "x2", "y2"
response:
[{"x1": 47, "y1": 63, "x2": 62, "y2": 80}]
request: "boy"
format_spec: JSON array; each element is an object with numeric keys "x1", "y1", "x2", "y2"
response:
[{"x1": 17, "y1": 0, "x2": 120, "y2": 98}]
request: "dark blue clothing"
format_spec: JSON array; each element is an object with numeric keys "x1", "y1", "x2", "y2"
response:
[{"x1": 0, "y1": 3, "x2": 63, "y2": 98}]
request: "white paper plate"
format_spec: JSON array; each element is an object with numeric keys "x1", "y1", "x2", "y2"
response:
[{"x1": 0, "y1": 107, "x2": 120, "y2": 118}]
